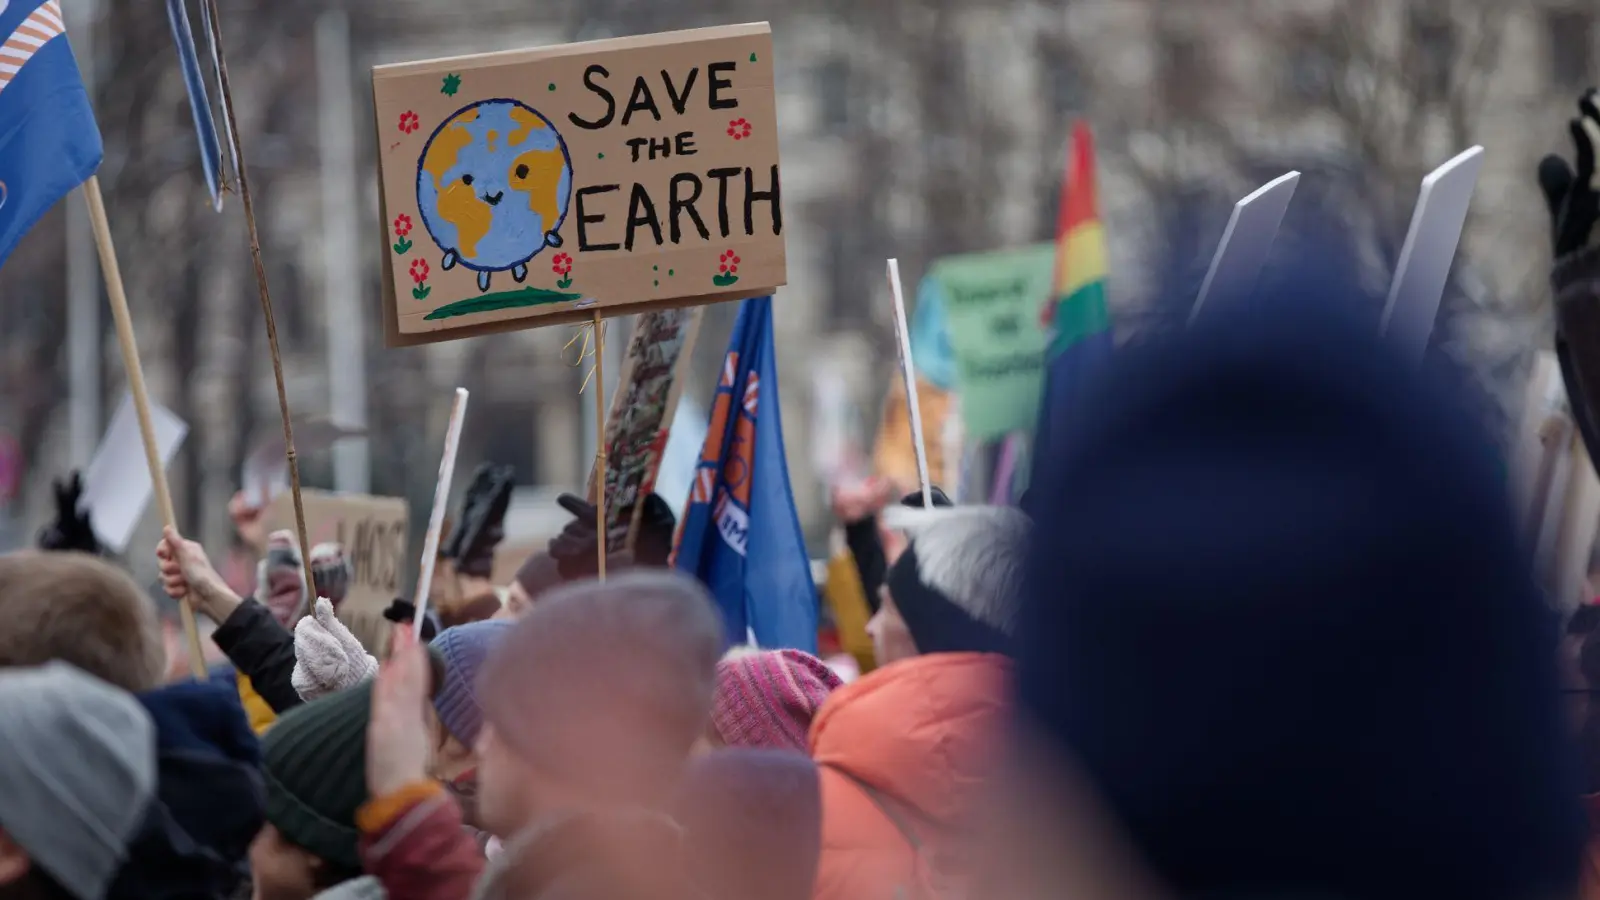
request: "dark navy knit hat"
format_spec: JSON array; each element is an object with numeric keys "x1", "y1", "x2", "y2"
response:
[
  {"x1": 1020, "y1": 289, "x2": 1584, "y2": 899},
  {"x1": 110, "y1": 681, "x2": 265, "y2": 900}
]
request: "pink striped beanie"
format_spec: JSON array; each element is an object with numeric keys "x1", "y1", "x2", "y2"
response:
[{"x1": 710, "y1": 649, "x2": 843, "y2": 751}]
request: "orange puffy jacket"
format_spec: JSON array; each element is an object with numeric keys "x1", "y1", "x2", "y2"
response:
[{"x1": 809, "y1": 652, "x2": 1010, "y2": 900}]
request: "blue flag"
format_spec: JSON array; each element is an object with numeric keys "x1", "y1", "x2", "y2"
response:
[
  {"x1": 0, "y1": 0, "x2": 101, "y2": 270},
  {"x1": 674, "y1": 296, "x2": 817, "y2": 652},
  {"x1": 166, "y1": 0, "x2": 225, "y2": 211}
]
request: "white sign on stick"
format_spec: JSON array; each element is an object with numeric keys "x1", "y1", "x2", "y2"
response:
[
  {"x1": 1190, "y1": 171, "x2": 1301, "y2": 321},
  {"x1": 80, "y1": 392, "x2": 188, "y2": 553},
  {"x1": 1379, "y1": 146, "x2": 1486, "y2": 364}
]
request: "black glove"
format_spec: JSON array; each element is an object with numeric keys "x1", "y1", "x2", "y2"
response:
[
  {"x1": 633, "y1": 492, "x2": 678, "y2": 565},
  {"x1": 547, "y1": 492, "x2": 676, "y2": 580},
  {"x1": 441, "y1": 463, "x2": 515, "y2": 578},
  {"x1": 1545, "y1": 90, "x2": 1600, "y2": 470},
  {"x1": 897, "y1": 486, "x2": 953, "y2": 509},
  {"x1": 382, "y1": 598, "x2": 438, "y2": 642},
  {"x1": 1539, "y1": 88, "x2": 1600, "y2": 260},
  {"x1": 36, "y1": 472, "x2": 100, "y2": 555}
]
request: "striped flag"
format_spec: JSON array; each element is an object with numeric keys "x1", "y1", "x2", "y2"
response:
[
  {"x1": 0, "y1": 0, "x2": 101, "y2": 269},
  {"x1": 1035, "y1": 121, "x2": 1113, "y2": 461}
]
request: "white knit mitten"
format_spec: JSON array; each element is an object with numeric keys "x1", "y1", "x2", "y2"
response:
[{"x1": 291, "y1": 598, "x2": 378, "y2": 701}]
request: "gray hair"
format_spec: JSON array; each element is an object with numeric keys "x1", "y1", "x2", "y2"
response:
[{"x1": 901, "y1": 505, "x2": 1030, "y2": 636}]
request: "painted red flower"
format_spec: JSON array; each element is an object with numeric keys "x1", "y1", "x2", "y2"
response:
[
  {"x1": 409, "y1": 259, "x2": 429, "y2": 284},
  {"x1": 398, "y1": 111, "x2": 420, "y2": 134},
  {"x1": 551, "y1": 252, "x2": 573, "y2": 276},
  {"x1": 726, "y1": 117, "x2": 752, "y2": 140},
  {"x1": 718, "y1": 249, "x2": 741, "y2": 274},
  {"x1": 393, "y1": 214, "x2": 413, "y2": 237}
]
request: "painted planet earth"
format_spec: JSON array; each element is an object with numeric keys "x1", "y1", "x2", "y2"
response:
[{"x1": 415, "y1": 99, "x2": 572, "y2": 290}]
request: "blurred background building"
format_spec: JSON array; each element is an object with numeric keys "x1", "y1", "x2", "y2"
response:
[{"x1": 0, "y1": 0, "x2": 1593, "y2": 584}]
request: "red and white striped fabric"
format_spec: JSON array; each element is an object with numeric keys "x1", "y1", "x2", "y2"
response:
[{"x1": 0, "y1": 1, "x2": 66, "y2": 98}]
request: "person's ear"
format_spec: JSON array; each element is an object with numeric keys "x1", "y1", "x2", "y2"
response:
[{"x1": 0, "y1": 830, "x2": 32, "y2": 887}]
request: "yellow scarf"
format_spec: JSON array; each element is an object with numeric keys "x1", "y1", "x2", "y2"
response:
[
  {"x1": 823, "y1": 547, "x2": 877, "y2": 675},
  {"x1": 236, "y1": 672, "x2": 278, "y2": 733}
]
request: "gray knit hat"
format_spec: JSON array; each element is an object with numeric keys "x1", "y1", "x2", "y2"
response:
[{"x1": 0, "y1": 662, "x2": 157, "y2": 900}]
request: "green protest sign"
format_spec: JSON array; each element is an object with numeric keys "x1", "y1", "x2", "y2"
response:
[{"x1": 925, "y1": 243, "x2": 1055, "y2": 440}]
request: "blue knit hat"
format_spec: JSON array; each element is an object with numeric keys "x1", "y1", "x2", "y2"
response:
[
  {"x1": 431, "y1": 619, "x2": 512, "y2": 747},
  {"x1": 110, "y1": 681, "x2": 265, "y2": 900},
  {"x1": 1020, "y1": 287, "x2": 1586, "y2": 900}
]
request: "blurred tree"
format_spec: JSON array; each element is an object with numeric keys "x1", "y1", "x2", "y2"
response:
[{"x1": 1066, "y1": 0, "x2": 1532, "y2": 431}]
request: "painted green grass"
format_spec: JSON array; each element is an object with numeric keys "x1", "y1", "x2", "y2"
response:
[{"x1": 423, "y1": 286, "x2": 583, "y2": 320}]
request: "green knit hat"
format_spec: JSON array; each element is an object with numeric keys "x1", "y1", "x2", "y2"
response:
[{"x1": 261, "y1": 681, "x2": 371, "y2": 872}]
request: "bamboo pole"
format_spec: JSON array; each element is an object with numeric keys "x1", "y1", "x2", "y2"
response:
[
  {"x1": 200, "y1": 0, "x2": 316, "y2": 599},
  {"x1": 82, "y1": 176, "x2": 208, "y2": 680}
]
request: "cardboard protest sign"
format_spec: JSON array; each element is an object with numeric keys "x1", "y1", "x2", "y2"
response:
[
  {"x1": 373, "y1": 23, "x2": 785, "y2": 346},
  {"x1": 925, "y1": 244, "x2": 1055, "y2": 441},
  {"x1": 265, "y1": 489, "x2": 409, "y2": 621},
  {"x1": 585, "y1": 309, "x2": 703, "y2": 551},
  {"x1": 81, "y1": 392, "x2": 188, "y2": 553},
  {"x1": 1379, "y1": 146, "x2": 1485, "y2": 363},
  {"x1": 1190, "y1": 171, "x2": 1299, "y2": 320},
  {"x1": 909, "y1": 271, "x2": 958, "y2": 392}
]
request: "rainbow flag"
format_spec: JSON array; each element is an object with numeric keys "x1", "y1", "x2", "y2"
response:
[{"x1": 1035, "y1": 122, "x2": 1113, "y2": 463}]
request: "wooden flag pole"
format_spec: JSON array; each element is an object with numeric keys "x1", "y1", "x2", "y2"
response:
[
  {"x1": 592, "y1": 310, "x2": 608, "y2": 581},
  {"x1": 82, "y1": 176, "x2": 208, "y2": 681},
  {"x1": 200, "y1": 0, "x2": 316, "y2": 599}
]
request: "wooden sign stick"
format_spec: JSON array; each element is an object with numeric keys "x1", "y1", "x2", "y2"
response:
[
  {"x1": 887, "y1": 258, "x2": 933, "y2": 508},
  {"x1": 200, "y1": 0, "x2": 315, "y2": 597},
  {"x1": 413, "y1": 388, "x2": 469, "y2": 638},
  {"x1": 82, "y1": 176, "x2": 208, "y2": 681}
]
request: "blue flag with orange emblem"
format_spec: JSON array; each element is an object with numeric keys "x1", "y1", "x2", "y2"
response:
[
  {"x1": 674, "y1": 296, "x2": 817, "y2": 652},
  {"x1": 0, "y1": 0, "x2": 102, "y2": 270}
]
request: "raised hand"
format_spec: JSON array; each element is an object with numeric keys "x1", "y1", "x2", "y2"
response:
[
  {"x1": 292, "y1": 598, "x2": 377, "y2": 701},
  {"x1": 227, "y1": 490, "x2": 269, "y2": 555},
  {"x1": 548, "y1": 492, "x2": 624, "y2": 578},
  {"x1": 1548, "y1": 89, "x2": 1600, "y2": 476},
  {"x1": 37, "y1": 471, "x2": 99, "y2": 554},
  {"x1": 309, "y1": 543, "x2": 352, "y2": 608},
  {"x1": 367, "y1": 624, "x2": 434, "y2": 798},
  {"x1": 156, "y1": 526, "x2": 241, "y2": 622},
  {"x1": 1538, "y1": 88, "x2": 1599, "y2": 259},
  {"x1": 830, "y1": 476, "x2": 897, "y2": 525}
]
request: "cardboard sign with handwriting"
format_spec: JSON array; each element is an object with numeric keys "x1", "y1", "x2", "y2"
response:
[
  {"x1": 372, "y1": 23, "x2": 785, "y2": 345},
  {"x1": 265, "y1": 490, "x2": 409, "y2": 620}
]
